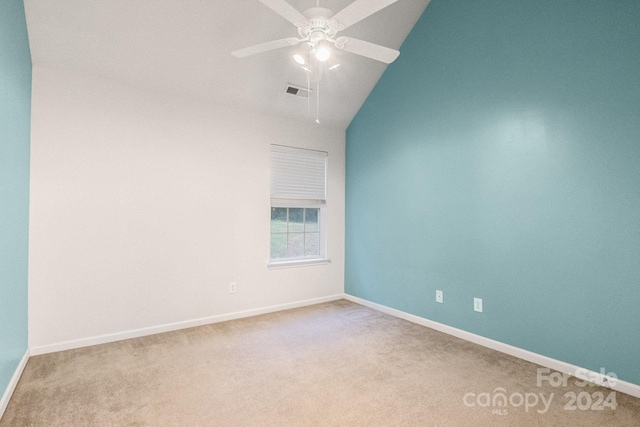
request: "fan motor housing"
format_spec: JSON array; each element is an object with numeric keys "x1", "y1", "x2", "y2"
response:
[{"x1": 297, "y1": 7, "x2": 339, "y2": 41}]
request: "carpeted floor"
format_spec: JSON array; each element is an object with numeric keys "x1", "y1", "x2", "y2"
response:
[{"x1": 2, "y1": 300, "x2": 639, "y2": 426}]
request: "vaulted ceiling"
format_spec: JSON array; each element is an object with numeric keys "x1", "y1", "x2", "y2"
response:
[{"x1": 24, "y1": 0, "x2": 430, "y2": 130}]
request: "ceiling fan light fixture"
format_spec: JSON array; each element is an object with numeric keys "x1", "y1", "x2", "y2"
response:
[
  {"x1": 232, "y1": 0, "x2": 405, "y2": 124},
  {"x1": 293, "y1": 54, "x2": 306, "y2": 65},
  {"x1": 314, "y1": 44, "x2": 330, "y2": 62}
]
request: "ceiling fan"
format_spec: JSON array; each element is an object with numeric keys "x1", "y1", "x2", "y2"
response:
[{"x1": 231, "y1": 0, "x2": 402, "y2": 64}]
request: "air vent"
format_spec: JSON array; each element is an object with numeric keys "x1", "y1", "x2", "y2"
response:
[{"x1": 284, "y1": 84, "x2": 312, "y2": 98}]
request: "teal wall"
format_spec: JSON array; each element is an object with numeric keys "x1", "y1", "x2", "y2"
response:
[
  {"x1": 0, "y1": 0, "x2": 31, "y2": 397},
  {"x1": 346, "y1": 0, "x2": 640, "y2": 384}
]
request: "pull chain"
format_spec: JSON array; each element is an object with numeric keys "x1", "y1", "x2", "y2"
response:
[{"x1": 315, "y1": 78, "x2": 320, "y2": 124}]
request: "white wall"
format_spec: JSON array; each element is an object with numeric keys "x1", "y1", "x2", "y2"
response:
[{"x1": 28, "y1": 67, "x2": 345, "y2": 350}]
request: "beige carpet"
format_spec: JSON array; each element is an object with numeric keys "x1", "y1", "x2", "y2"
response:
[{"x1": 2, "y1": 300, "x2": 639, "y2": 426}]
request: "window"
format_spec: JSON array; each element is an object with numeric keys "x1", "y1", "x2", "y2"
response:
[
  {"x1": 270, "y1": 207, "x2": 320, "y2": 258},
  {"x1": 270, "y1": 145, "x2": 328, "y2": 266}
]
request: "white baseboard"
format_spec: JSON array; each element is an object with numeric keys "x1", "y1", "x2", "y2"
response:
[
  {"x1": 343, "y1": 294, "x2": 640, "y2": 399},
  {"x1": 29, "y1": 294, "x2": 344, "y2": 356},
  {"x1": 0, "y1": 349, "x2": 30, "y2": 420}
]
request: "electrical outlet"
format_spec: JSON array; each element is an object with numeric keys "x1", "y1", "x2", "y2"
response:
[
  {"x1": 229, "y1": 282, "x2": 237, "y2": 294},
  {"x1": 474, "y1": 298, "x2": 483, "y2": 312},
  {"x1": 436, "y1": 290, "x2": 443, "y2": 303}
]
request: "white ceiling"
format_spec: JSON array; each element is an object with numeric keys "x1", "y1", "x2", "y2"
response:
[{"x1": 24, "y1": 0, "x2": 430, "y2": 130}]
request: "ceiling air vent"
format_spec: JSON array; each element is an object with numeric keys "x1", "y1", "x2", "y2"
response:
[{"x1": 284, "y1": 84, "x2": 312, "y2": 98}]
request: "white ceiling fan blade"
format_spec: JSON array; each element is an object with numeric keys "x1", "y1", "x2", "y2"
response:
[
  {"x1": 258, "y1": 0, "x2": 307, "y2": 26},
  {"x1": 337, "y1": 37, "x2": 400, "y2": 64},
  {"x1": 232, "y1": 38, "x2": 302, "y2": 58},
  {"x1": 332, "y1": 0, "x2": 400, "y2": 30}
]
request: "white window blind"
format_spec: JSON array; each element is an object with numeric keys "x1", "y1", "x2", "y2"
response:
[{"x1": 271, "y1": 145, "x2": 327, "y2": 201}]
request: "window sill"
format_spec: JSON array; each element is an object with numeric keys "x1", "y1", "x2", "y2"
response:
[{"x1": 268, "y1": 258, "x2": 331, "y2": 269}]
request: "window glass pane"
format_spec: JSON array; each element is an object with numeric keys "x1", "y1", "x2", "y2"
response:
[
  {"x1": 271, "y1": 207, "x2": 287, "y2": 233},
  {"x1": 288, "y1": 208, "x2": 304, "y2": 232},
  {"x1": 305, "y1": 208, "x2": 319, "y2": 232},
  {"x1": 288, "y1": 233, "x2": 304, "y2": 258},
  {"x1": 270, "y1": 234, "x2": 287, "y2": 259},
  {"x1": 305, "y1": 232, "x2": 320, "y2": 256}
]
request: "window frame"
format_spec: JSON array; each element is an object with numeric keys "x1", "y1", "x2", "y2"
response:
[
  {"x1": 268, "y1": 201, "x2": 328, "y2": 268},
  {"x1": 269, "y1": 145, "x2": 329, "y2": 268}
]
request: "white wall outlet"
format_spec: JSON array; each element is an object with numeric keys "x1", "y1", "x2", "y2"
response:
[
  {"x1": 435, "y1": 290, "x2": 443, "y2": 303},
  {"x1": 229, "y1": 281, "x2": 237, "y2": 294},
  {"x1": 474, "y1": 298, "x2": 483, "y2": 312}
]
